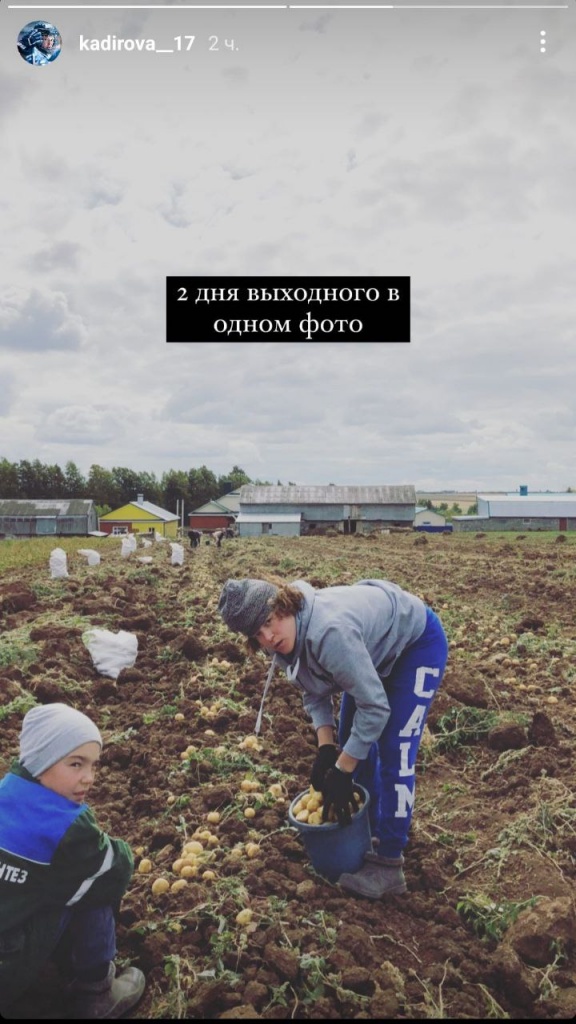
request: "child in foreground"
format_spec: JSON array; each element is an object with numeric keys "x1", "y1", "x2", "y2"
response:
[{"x1": 0, "y1": 702, "x2": 145, "y2": 1018}]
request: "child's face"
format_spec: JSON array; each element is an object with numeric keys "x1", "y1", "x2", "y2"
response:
[
  {"x1": 253, "y1": 613, "x2": 297, "y2": 656},
  {"x1": 37, "y1": 741, "x2": 101, "y2": 804}
]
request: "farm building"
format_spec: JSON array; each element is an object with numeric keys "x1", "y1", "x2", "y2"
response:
[
  {"x1": 237, "y1": 484, "x2": 416, "y2": 537},
  {"x1": 236, "y1": 512, "x2": 302, "y2": 538},
  {"x1": 99, "y1": 494, "x2": 179, "y2": 538},
  {"x1": 0, "y1": 499, "x2": 97, "y2": 538},
  {"x1": 414, "y1": 506, "x2": 451, "y2": 533},
  {"x1": 452, "y1": 488, "x2": 576, "y2": 532},
  {"x1": 189, "y1": 490, "x2": 240, "y2": 531}
]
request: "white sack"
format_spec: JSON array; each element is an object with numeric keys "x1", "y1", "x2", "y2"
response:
[
  {"x1": 170, "y1": 542, "x2": 184, "y2": 566},
  {"x1": 83, "y1": 628, "x2": 138, "y2": 680},
  {"x1": 140, "y1": 538, "x2": 152, "y2": 548},
  {"x1": 49, "y1": 548, "x2": 68, "y2": 579},
  {"x1": 154, "y1": 531, "x2": 166, "y2": 542},
  {"x1": 77, "y1": 549, "x2": 101, "y2": 566},
  {"x1": 137, "y1": 556, "x2": 153, "y2": 564},
  {"x1": 121, "y1": 535, "x2": 137, "y2": 557}
]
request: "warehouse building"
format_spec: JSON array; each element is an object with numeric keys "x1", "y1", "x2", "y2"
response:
[
  {"x1": 236, "y1": 512, "x2": 302, "y2": 537},
  {"x1": 0, "y1": 499, "x2": 97, "y2": 538},
  {"x1": 452, "y1": 487, "x2": 576, "y2": 532},
  {"x1": 237, "y1": 484, "x2": 416, "y2": 537}
]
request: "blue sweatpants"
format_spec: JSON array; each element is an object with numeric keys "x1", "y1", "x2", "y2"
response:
[
  {"x1": 55, "y1": 904, "x2": 117, "y2": 979},
  {"x1": 338, "y1": 607, "x2": 448, "y2": 858}
]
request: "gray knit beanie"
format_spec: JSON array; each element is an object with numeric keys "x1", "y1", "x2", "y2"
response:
[
  {"x1": 218, "y1": 578, "x2": 278, "y2": 637},
  {"x1": 20, "y1": 703, "x2": 102, "y2": 778}
]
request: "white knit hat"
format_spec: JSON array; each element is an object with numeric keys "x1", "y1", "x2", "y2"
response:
[{"x1": 20, "y1": 703, "x2": 102, "y2": 777}]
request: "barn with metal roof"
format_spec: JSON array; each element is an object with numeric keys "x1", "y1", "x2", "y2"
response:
[
  {"x1": 238, "y1": 484, "x2": 416, "y2": 536},
  {"x1": 453, "y1": 487, "x2": 576, "y2": 532},
  {"x1": 0, "y1": 499, "x2": 97, "y2": 538}
]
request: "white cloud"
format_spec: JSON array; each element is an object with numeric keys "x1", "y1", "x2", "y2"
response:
[
  {"x1": 40, "y1": 405, "x2": 126, "y2": 445},
  {"x1": 0, "y1": 290, "x2": 87, "y2": 352},
  {"x1": 0, "y1": 7, "x2": 574, "y2": 490}
]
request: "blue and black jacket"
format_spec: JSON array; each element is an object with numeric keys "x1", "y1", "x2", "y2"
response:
[{"x1": 0, "y1": 762, "x2": 133, "y2": 1007}]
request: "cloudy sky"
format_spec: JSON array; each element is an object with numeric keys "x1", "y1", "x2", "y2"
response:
[{"x1": 1, "y1": 1, "x2": 574, "y2": 492}]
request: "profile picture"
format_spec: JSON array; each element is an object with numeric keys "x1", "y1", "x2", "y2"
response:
[{"x1": 17, "y1": 21, "x2": 62, "y2": 66}]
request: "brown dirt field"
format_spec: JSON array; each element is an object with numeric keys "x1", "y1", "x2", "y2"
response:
[{"x1": 1, "y1": 532, "x2": 576, "y2": 1019}]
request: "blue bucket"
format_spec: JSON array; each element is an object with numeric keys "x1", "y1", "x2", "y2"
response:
[{"x1": 288, "y1": 785, "x2": 372, "y2": 882}]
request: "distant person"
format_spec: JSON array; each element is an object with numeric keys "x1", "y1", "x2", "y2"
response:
[
  {"x1": 17, "y1": 21, "x2": 62, "y2": 65},
  {"x1": 213, "y1": 529, "x2": 225, "y2": 548},
  {"x1": 187, "y1": 529, "x2": 202, "y2": 548},
  {"x1": 218, "y1": 576, "x2": 448, "y2": 900},
  {"x1": 0, "y1": 703, "x2": 145, "y2": 1018}
]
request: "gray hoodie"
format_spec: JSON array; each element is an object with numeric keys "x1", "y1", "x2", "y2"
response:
[{"x1": 272, "y1": 579, "x2": 427, "y2": 761}]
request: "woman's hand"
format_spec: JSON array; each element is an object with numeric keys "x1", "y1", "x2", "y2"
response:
[
  {"x1": 321, "y1": 767, "x2": 356, "y2": 827},
  {"x1": 310, "y1": 744, "x2": 338, "y2": 791}
]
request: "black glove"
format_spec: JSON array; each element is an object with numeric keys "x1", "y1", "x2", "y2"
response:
[
  {"x1": 310, "y1": 744, "x2": 338, "y2": 791},
  {"x1": 26, "y1": 28, "x2": 45, "y2": 48},
  {"x1": 321, "y1": 767, "x2": 356, "y2": 827}
]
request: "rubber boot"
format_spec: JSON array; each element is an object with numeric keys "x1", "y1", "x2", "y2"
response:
[
  {"x1": 338, "y1": 852, "x2": 407, "y2": 899},
  {"x1": 66, "y1": 962, "x2": 145, "y2": 1019}
]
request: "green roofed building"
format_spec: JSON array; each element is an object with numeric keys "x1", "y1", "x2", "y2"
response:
[{"x1": 0, "y1": 499, "x2": 98, "y2": 538}]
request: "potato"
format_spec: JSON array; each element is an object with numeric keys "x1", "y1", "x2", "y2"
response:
[
  {"x1": 151, "y1": 877, "x2": 169, "y2": 895},
  {"x1": 206, "y1": 811, "x2": 221, "y2": 824},
  {"x1": 245, "y1": 842, "x2": 259, "y2": 858},
  {"x1": 236, "y1": 909, "x2": 253, "y2": 926},
  {"x1": 137, "y1": 858, "x2": 153, "y2": 874},
  {"x1": 292, "y1": 787, "x2": 364, "y2": 827},
  {"x1": 184, "y1": 840, "x2": 204, "y2": 855},
  {"x1": 240, "y1": 779, "x2": 261, "y2": 793},
  {"x1": 171, "y1": 879, "x2": 188, "y2": 893},
  {"x1": 239, "y1": 736, "x2": 261, "y2": 752},
  {"x1": 244, "y1": 807, "x2": 256, "y2": 819}
]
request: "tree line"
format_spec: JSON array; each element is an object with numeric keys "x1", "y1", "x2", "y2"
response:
[{"x1": 0, "y1": 458, "x2": 272, "y2": 516}]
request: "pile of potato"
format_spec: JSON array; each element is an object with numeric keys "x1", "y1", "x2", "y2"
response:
[
  {"x1": 138, "y1": 830, "x2": 220, "y2": 897},
  {"x1": 291, "y1": 785, "x2": 363, "y2": 826}
]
